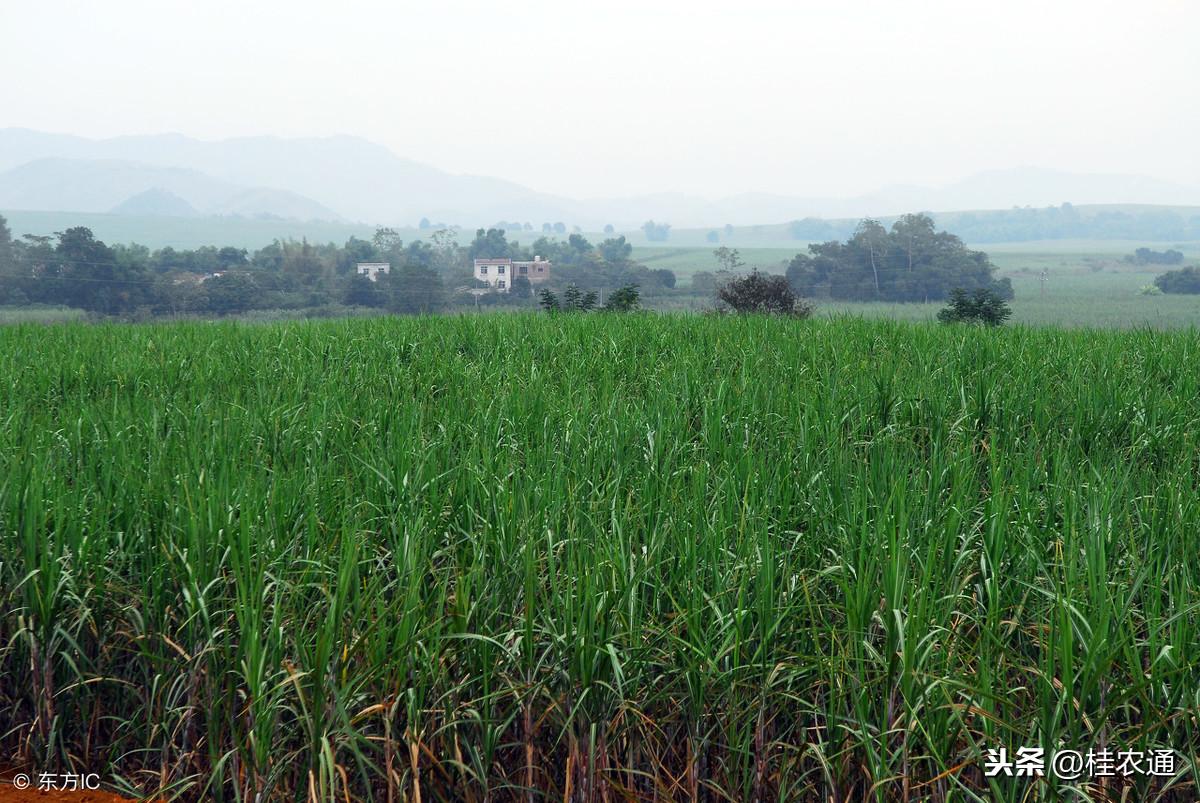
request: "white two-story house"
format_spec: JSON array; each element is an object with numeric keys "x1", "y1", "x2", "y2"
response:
[{"x1": 474, "y1": 256, "x2": 550, "y2": 292}]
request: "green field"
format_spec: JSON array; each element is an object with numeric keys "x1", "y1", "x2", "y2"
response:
[
  {"x1": 2, "y1": 314, "x2": 1198, "y2": 801},
  {"x1": 634, "y1": 242, "x2": 1200, "y2": 328}
]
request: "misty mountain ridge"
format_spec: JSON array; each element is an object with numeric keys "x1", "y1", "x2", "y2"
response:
[
  {"x1": 1, "y1": 128, "x2": 1197, "y2": 228},
  {"x1": 0, "y1": 156, "x2": 343, "y2": 222}
]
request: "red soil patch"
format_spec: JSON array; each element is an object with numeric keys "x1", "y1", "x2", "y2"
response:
[{"x1": 0, "y1": 784, "x2": 141, "y2": 803}]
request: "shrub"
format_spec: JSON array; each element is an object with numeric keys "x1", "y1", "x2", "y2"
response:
[
  {"x1": 717, "y1": 270, "x2": 813, "y2": 316},
  {"x1": 937, "y1": 287, "x2": 1013, "y2": 326}
]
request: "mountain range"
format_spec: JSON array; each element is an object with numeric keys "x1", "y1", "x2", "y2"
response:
[{"x1": 2, "y1": 128, "x2": 1198, "y2": 228}]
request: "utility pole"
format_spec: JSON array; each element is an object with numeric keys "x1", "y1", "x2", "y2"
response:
[{"x1": 1040, "y1": 268, "x2": 1048, "y2": 297}]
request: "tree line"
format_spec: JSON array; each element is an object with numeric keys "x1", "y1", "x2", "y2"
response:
[
  {"x1": 0, "y1": 216, "x2": 682, "y2": 318},
  {"x1": 789, "y1": 204, "x2": 1200, "y2": 244},
  {"x1": 0, "y1": 213, "x2": 1014, "y2": 317}
]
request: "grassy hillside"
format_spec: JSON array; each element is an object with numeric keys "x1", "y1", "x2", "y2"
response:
[{"x1": 1, "y1": 314, "x2": 1198, "y2": 801}]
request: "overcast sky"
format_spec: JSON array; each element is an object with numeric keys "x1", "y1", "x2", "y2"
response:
[{"x1": 2, "y1": 0, "x2": 1197, "y2": 200}]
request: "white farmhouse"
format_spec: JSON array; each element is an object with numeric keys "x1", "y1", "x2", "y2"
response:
[
  {"x1": 356, "y1": 262, "x2": 390, "y2": 282},
  {"x1": 473, "y1": 256, "x2": 550, "y2": 292}
]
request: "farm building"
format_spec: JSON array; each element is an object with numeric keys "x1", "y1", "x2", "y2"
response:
[
  {"x1": 356, "y1": 262, "x2": 390, "y2": 282},
  {"x1": 474, "y1": 256, "x2": 550, "y2": 292}
]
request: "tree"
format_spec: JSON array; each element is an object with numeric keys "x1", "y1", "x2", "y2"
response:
[
  {"x1": 0, "y1": 214, "x2": 13, "y2": 270},
  {"x1": 723, "y1": 224, "x2": 734, "y2": 238},
  {"x1": 430, "y1": 229, "x2": 463, "y2": 283},
  {"x1": 218, "y1": 246, "x2": 248, "y2": 268},
  {"x1": 553, "y1": 222, "x2": 567, "y2": 235},
  {"x1": 850, "y1": 218, "x2": 887, "y2": 296},
  {"x1": 713, "y1": 246, "x2": 744, "y2": 273},
  {"x1": 603, "y1": 224, "x2": 615, "y2": 234},
  {"x1": 203, "y1": 272, "x2": 262, "y2": 315},
  {"x1": 337, "y1": 236, "x2": 380, "y2": 275},
  {"x1": 281, "y1": 239, "x2": 327, "y2": 287},
  {"x1": 48, "y1": 226, "x2": 156, "y2": 315},
  {"x1": 1154, "y1": 266, "x2": 1200, "y2": 294},
  {"x1": 788, "y1": 214, "x2": 1007, "y2": 303},
  {"x1": 418, "y1": 217, "x2": 432, "y2": 230},
  {"x1": 706, "y1": 231, "x2": 719, "y2": 243},
  {"x1": 562, "y1": 283, "x2": 597, "y2": 311},
  {"x1": 567, "y1": 233, "x2": 592, "y2": 256},
  {"x1": 602, "y1": 284, "x2": 640, "y2": 312},
  {"x1": 384, "y1": 264, "x2": 446, "y2": 314},
  {"x1": 936, "y1": 287, "x2": 1012, "y2": 326},
  {"x1": 468, "y1": 228, "x2": 515, "y2": 260},
  {"x1": 343, "y1": 273, "x2": 384, "y2": 307},
  {"x1": 650, "y1": 268, "x2": 676, "y2": 289},
  {"x1": 598, "y1": 236, "x2": 632, "y2": 263},
  {"x1": 717, "y1": 270, "x2": 812, "y2": 316},
  {"x1": 373, "y1": 227, "x2": 403, "y2": 252},
  {"x1": 510, "y1": 275, "x2": 533, "y2": 298},
  {"x1": 641, "y1": 220, "x2": 671, "y2": 242},
  {"x1": 0, "y1": 214, "x2": 23, "y2": 304},
  {"x1": 539, "y1": 283, "x2": 602, "y2": 312}
]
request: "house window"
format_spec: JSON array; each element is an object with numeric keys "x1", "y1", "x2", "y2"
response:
[
  {"x1": 537, "y1": 266, "x2": 544, "y2": 272},
  {"x1": 519, "y1": 265, "x2": 528, "y2": 274},
  {"x1": 498, "y1": 279, "x2": 506, "y2": 288},
  {"x1": 498, "y1": 265, "x2": 506, "y2": 274},
  {"x1": 480, "y1": 266, "x2": 488, "y2": 275}
]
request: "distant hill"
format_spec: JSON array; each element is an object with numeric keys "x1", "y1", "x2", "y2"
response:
[
  {"x1": 0, "y1": 156, "x2": 342, "y2": 221},
  {"x1": 1, "y1": 128, "x2": 1198, "y2": 228},
  {"x1": 0, "y1": 128, "x2": 558, "y2": 226},
  {"x1": 110, "y1": 188, "x2": 198, "y2": 217}
]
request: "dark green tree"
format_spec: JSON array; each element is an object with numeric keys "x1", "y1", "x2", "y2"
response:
[
  {"x1": 384, "y1": 264, "x2": 446, "y2": 314},
  {"x1": 1154, "y1": 266, "x2": 1200, "y2": 294},
  {"x1": 602, "y1": 284, "x2": 640, "y2": 312},
  {"x1": 510, "y1": 275, "x2": 533, "y2": 299},
  {"x1": 936, "y1": 287, "x2": 1013, "y2": 326},
  {"x1": 650, "y1": 268, "x2": 676, "y2": 289},
  {"x1": 203, "y1": 272, "x2": 262, "y2": 315},
  {"x1": 787, "y1": 214, "x2": 1008, "y2": 303},
  {"x1": 562, "y1": 283, "x2": 598, "y2": 312},
  {"x1": 467, "y1": 228, "x2": 516, "y2": 260},
  {"x1": 598, "y1": 236, "x2": 633, "y2": 263},
  {"x1": 343, "y1": 273, "x2": 385, "y2": 307}
]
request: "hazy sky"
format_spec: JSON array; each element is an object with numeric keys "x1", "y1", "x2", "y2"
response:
[{"x1": 2, "y1": 0, "x2": 1197, "y2": 199}]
